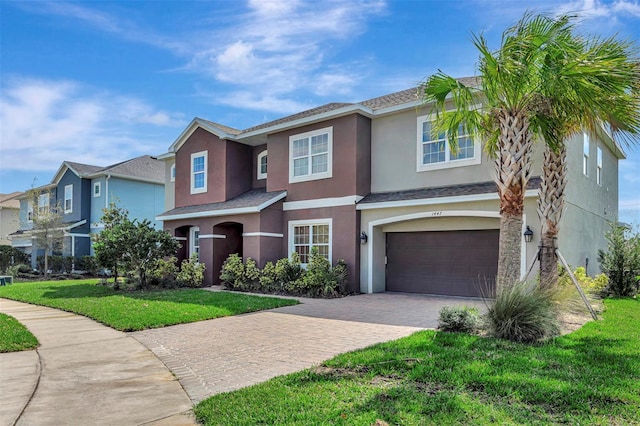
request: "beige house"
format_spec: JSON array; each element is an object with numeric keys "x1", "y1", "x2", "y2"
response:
[{"x1": 0, "y1": 192, "x2": 22, "y2": 246}]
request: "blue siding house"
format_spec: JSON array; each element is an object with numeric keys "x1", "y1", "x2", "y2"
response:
[{"x1": 11, "y1": 155, "x2": 165, "y2": 270}]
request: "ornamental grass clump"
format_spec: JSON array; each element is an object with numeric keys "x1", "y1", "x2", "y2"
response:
[{"x1": 486, "y1": 281, "x2": 560, "y2": 343}]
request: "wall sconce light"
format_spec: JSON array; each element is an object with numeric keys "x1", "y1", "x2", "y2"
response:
[
  {"x1": 360, "y1": 231, "x2": 368, "y2": 244},
  {"x1": 524, "y1": 225, "x2": 533, "y2": 243}
]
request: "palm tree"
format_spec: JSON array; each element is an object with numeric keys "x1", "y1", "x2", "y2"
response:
[
  {"x1": 422, "y1": 13, "x2": 578, "y2": 292},
  {"x1": 535, "y1": 34, "x2": 640, "y2": 288}
]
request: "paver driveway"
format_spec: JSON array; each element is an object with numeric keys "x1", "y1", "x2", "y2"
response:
[{"x1": 131, "y1": 291, "x2": 485, "y2": 403}]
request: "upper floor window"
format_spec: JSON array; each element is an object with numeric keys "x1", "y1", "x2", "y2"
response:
[
  {"x1": 596, "y1": 146, "x2": 603, "y2": 186},
  {"x1": 257, "y1": 150, "x2": 268, "y2": 180},
  {"x1": 417, "y1": 115, "x2": 480, "y2": 172},
  {"x1": 170, "y1": 164, "x2": 176, "y2": 182},
  {"x1": 190, "y1": 151, "x2": 208, "y2": 194},
  {"x1": 289, "y1": 127, "x2": 333, "y2": 183},
  {"x1": 93, "y1": 182, "x2": 101, "y2": 198},
  {"x1": 27, "y1": 202, "x2": 33, "y2": 222},
  {"x1": 64, "y1": 184, "x2": 73, "y2": 214},
  {"x1": 289, "y1": 219, "x2": 331, "y2": 265},
  {"x1": 583, "y1": 133, "x2": 590, "y2": 176},
  {"x1": 38, "y1": 193, "x2": 49, "y2": 214}
]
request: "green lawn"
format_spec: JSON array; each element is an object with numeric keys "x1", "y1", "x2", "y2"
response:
[
  {"x1": 0, "y1": 280, "x2": 297, "y2": 331},
  {"x1": 0, "y1": 312, "x2": 39, "y2": 352},
  {"x1": 195, "y1": 298, "x2": 640, "y2": 425}
]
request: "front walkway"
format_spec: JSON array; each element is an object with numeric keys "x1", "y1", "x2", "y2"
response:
[
  {"x1": 132, "y1": 291, "x2": 485, "y2": 403},
  {"x1": 0, "y1": 299, "x2": 195, "y2": 426}
]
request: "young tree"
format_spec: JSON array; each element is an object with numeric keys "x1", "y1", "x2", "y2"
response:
[
  {"x1": 26, "y1": 189, "x2": 64, "y2": 279},
  {"x1": 93, "y1": 203, "x2": 132, "y2": 286}
]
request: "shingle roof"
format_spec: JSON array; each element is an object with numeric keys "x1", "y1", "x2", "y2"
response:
[
  {"x1": 242, "y1": 103, "x2": 354, "y2": 134},
  {"x1": 97, "y1": 155, "x2": 165, "y2": 183},
  {"x1": 198, "y1": 118, "x2": 242, "y2": 136},
  {"x1": 358, "y1": 177, "x2": 541, "y2": 205},
  {"x1": 158, "y1": 188, "x2": 286, "y2": 219},
  {"x1": 65, "y1": 162, "x2": 104, "y2": 176},
  {"x1": 0, "y1": 192, "x2": 22, "y2": 208}
]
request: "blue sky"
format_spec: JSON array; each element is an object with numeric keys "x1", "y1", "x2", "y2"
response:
[{"x1": 1, "y1": 0, "x2": 638, "y2": 223}]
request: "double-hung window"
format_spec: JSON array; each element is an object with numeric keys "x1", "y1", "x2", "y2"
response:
[
  {"x1": 257, "y1": 150, "x2": 267, "y2": 180},
  {"x1": 93, "y1": 182, "x2": 101, "y2": 197},
  {"x1": 583, "y1": 133, "x2": 590, "y2": 176},
  {"x1": 289, "y1": 127, "x2": 332, "y2": 183},
  {"x1": 170, "y1": 164, "x2": 176, "y2": 182},
  {"x1": 190, "y1": 151, "x2": 207, "y2": 194},
  {"x1": 596, "y1": 146, "x2": 603, "y2": 186},
  {"x1": 417, "y1": 115, "x2": 480, "y2": 171},
  {"x1": 27, "y1": 203, "x2": 34, "y2": 222},
  {"x1": 289, "y1": 219, "x2": 331, "y2": 265},
  {"x1": 64, "y1": 184, "x2": 73, "y2": 214},
  {"x1": 38, "y1": 193, "x2": 49, "y2": 214}
]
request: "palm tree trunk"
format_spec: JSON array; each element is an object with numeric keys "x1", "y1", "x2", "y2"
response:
[
  {"x1": 495, "y1": 110, "x2": 533, "y2": 293},
  {"x1": 537, "y1": 145, "x2": 567, "y2": 289}
]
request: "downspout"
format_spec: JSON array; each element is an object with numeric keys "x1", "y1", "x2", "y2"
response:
[{"x1": 105, "y1": 174, "x2": 111, "y2": 209}]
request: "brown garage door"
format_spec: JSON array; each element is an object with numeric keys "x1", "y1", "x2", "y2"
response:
[{"x1": 386, "y1": 230, "x2": 498, "y2": 297}]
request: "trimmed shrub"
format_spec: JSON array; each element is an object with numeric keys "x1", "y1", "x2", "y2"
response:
[
  {"x1": 0, "y1": 245, "x2": 30, "y2": 273},
  {"x1": 486, "y1": 282, "x2": 560, "y2": 343},
  {"x1": 220, "y1": 254, "x2": 245, "y2": 290},
  {"x1": 149, "y1": 256, "x2": 178, "y2": 287},
  {"x1": 438, "y1": 306, "x2": 481, "y2": 334},
  {"x1": 177, "y1": 255, "x2": 206, "y2": 288},
  {"x1": 79, "y1": 256, "x2": 99, "y2": 275},
  {"x1": 558, "y1": 266, "x2": 608, "y2": 295}
]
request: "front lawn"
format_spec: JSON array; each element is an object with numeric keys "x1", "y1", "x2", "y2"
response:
[
  {"x1": 0, "y1": 312, "x2": 39, "y2": 352},
  {"x1": 195, "y1": 298, "x2": 640, "y2": 425},
  {"x1": 0, "y1": 280, "x2": 297, "y2": 331}
]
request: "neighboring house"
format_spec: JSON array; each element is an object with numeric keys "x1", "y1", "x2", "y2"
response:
[
  {"x1": 11, "y1": 156, "x2": 165, "y2": 270},
  {"x1": 0, "y1": 192, "x2": 22, "y2": 245},
  {"x1": 158, "y1": 82, "x2": 623, "y2": 295}
]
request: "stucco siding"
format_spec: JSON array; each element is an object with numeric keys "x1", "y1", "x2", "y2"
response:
[
  {"x1": 0, "y1": 208, "x2": 19, "y2": 245},
  {"x1": 164, "y1": 160, "x2": 176, "y2": 211}
]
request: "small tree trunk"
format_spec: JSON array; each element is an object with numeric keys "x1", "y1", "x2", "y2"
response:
[
  {"x1": 44, "y1": 252, "x2": 49, "y2": 280},
  {"x1": 537, "y1": 145, "x2": 566, "y2": 289},
  {"x1": 496, "y1": 212, "x2": 523, "y2": 293},
  {"x1": 539, "y1": 234, "x2": 558, "y2": 289}
]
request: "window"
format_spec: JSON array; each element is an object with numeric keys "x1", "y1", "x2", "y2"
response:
[
  {"x1": 289, "y1": 127, "x2": 333, "y2": 183},
  {"x1": 170, "y1": 164, "x2": 176, "y2": 182},
  {"x1": 64, "y1": 184, "x2": 73, "y2": 213},
  {"x1": 583, "y1": 133, "x2": 590, "y2": 176},
  {"x1": 597, "y1": 146, "x2": 603, "y2": 186},
  {"x1": 190, "y1": 226, "x2": 200, "y2": 260},
  {"x1": 190, "y1": 151, "x2": 207, "y2": 194},
  {"x1": 417, "y1": 115, "x2": 480, "y2": 171},
  {"x1": 257, "y1": 150, "x2": 268, "y2": 180},
  {"x1": 93, "y1": 182, "x2": 101, "y2": 198},
  {"x1": 289, "y1": 219, "x2": 331, "y2": 265},
  {"x1": 38, "y1": 193, "x2": 49, "y2": 214},
  {"x1": 27, "y1": 202, "x2": 33, "y2": 222}
]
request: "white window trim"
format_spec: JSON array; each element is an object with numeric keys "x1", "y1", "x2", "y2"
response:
[
  {"x1": 596, "y1": 146, "x2": 603, "y2": 186},
  {"x1": 190, "y1": 151, "x2": 208, "y2": 194},
  {"x1": 583, "y1": 133, "x2": 590, "y2": 177},
  {"x1": 257, "y1": 150, "x2": 268, "y2": 180},
  {"x1": 170, "y1": 163, "x2": 176, "y2": 182},
  {"x1": 416, "y1": 114, "x2": 481, "y2": 172},
  {"x1": 189, "y1": 226, "x2": 200, "y2": 259},
  {"x1": 289, "y1": 126, "x2": 333, "y2": 183},
  {"x1": 93, "y1": 182, "x2": 101, "y2": 198},
  {"x1": 64, "y1": 184, "x2": 73, "y2": 214},
  {"x1": 288, "y1": 218, "x2": 332, "y2": 265}
]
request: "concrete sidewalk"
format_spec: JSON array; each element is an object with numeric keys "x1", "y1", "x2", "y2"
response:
[{"x1": 0, "y1": 299, "x2": 196, "y2": 426}]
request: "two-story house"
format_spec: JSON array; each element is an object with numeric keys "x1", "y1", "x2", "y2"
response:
[
  {"x1": 0, "y1": 192, "x2": 22, "y2": 246},
  {"x1": 11, "y1": 156, "x2": 165, "y2": 270},
  {"x1": 158, "y1": 83, "x2": 623, "y2": 295}
]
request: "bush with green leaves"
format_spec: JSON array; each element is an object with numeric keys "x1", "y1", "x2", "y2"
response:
[
  {"x1": 558, "y1": 266, "x2": 608, "y2": 295},
  {"x1": 79, "y1": 256, "x2": 99, "y2": 275},
  {"x1": 0, "y1": 245, "x2": 30, "y2": 274},
  {"x1": 219, "y1": 250, "x2": 348, "y2": 298},
  {"x1": 598, "y1": 222, "x2": 640, "y2": 297},
  {"x1": 485, "y1": 282, "x2": 560, "y2": 343},
  {"x1": 149, "y1": 256, "x2": 179, "y2": 287},
  {"x1": 438, "y1": 305, "x2": 482, "y2": 334},
  {"x1": 177, "y1": 254, "x2": 206, "y2": 288}
]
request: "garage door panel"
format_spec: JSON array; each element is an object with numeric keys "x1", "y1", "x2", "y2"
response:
[{"x1": 386, "y1": 230, "x2": 498, "y2": 297}]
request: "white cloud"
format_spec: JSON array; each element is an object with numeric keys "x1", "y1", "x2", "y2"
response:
[
  {"x1": 216, "y1": 91, "x2": 313, "y2": 115},
  {"x1": 0, "y1": 78, "x2": 183, "y2": 172}
]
